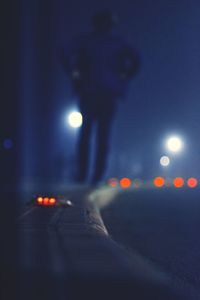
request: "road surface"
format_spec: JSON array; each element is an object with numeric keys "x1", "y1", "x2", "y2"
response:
[
  {"x1": 101, "y1": 187, "x2": 200, "y2": 299},
  {"x1": 3, "y1": 183, "x2": 197, "y2": 299}
]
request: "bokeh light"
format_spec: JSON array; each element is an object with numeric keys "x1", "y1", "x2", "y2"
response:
[
  {"x1": 154, "y1": 177, "x2": 165, "y2": 187},
  {"x1": 66, "y1": 200, "x2": 73, "y2": 206},
  {"x1": 43, "y1": 197, "x2": 49, "y2": 205},
  {"x1": 120, "y1": 178, "x2": 132, "y2": 188},
  {"x1": 160, "y1": 156, "x2": 170, "y2": 167},
  {"x1": 67, "y1": 111, "x2": 83, "y2": 128},
  {"x1": 173, "y1": 177, "x2": 184, "y2": 188},
  {"x1": 3, "y1": 138, "x2": 13, "y2": 150},
  {"x1": 37, "y1": 197, "x2": 43, "y2": 204},
  {"x1": 108, "y1": 178, "x2": 118, "y2": 187},
  {"x1": 49, "y1": 198, "x2": 56, "y2": 205},
  {"x1": 187, "y1": 178, "x2": 198, "y2": 188},
  {"x1": 166, "y1": 136, "x2": 183, "y2": 153},
  {"x1": 133, "y1": 178, "x2": 143, "y2": 188}
]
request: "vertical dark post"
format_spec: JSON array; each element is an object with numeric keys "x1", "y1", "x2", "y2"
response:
[{"x1": 1, "y1": 0, "x2": 21, "y2": 298}]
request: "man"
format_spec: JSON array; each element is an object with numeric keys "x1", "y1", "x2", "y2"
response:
[{"x1": 61, "y1": 9, "x2": 140, "y2": 184}]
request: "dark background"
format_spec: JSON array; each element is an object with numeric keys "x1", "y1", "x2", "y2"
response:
[
  {"x1": 1, "y1": 2, "x2": 200, "y2": 298},
  {"x1": 2, "y1": 0, "x2": 200, "y2": 186}
]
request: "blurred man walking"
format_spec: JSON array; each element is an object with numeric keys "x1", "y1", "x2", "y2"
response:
[{"x1": 61, "y1": 9, "x2": 140, "y2": 184}]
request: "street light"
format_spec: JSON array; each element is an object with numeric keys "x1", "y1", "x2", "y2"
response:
[
  {"x1": 67, "y1": 111, "x2": 83, "y2": 128},
  {"x1": 165, "y1": 136, "x2": 183, "y2": 153},
  {"x1": 160, "y1": 155, "x2": 170, "y2": 167}
]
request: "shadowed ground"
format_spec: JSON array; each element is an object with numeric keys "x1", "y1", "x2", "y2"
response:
[
  {"x1": 4, "y1": 183, "x2": 197, "y2": 299},
  {"x1": 100, "y1": 187, "x2": 200, "y2": 299}
]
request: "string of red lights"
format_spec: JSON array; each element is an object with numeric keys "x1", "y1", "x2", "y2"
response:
[{"x1": 107, "y1": 177, "x2": 198, "y2": 189}]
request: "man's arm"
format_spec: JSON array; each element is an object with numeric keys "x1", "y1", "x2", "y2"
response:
[
  {"x1": 118, "y1": 43, "x2": 141, "y2": 80},
  {"x1": 59, "y1": 36, "x2": 86, "y2": 93},
  {"x1": 59, "y1": 42, "x2": 81, "y2": 77}
]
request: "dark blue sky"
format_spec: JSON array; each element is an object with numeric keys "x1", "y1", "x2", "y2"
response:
[{"x1": 20, "y1": 0, "x2": 200, "y2": 181}]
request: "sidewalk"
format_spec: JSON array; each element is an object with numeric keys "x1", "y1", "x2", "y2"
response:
[{"x1": 17, "y1": 186, "x2": 184, "y2": 300}]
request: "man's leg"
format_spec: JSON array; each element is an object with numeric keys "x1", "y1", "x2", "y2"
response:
[
  {"x1": 76, "y1": 110, "x2": 93, "y2": 183},
  {"x1": 92, "y1": 109, "x2": 114, "y2": 183}
]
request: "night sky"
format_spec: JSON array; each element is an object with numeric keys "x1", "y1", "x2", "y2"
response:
[{"x1": 19, "y1": 0, "x2": 200, "y2": 182}]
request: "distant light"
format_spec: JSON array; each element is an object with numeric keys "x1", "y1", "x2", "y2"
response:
[
  {"x1": 187, "y1": 178, "x2": 198, "y2": 188},
  {"x1": 173, "y1": 177, "x2": 184, "y2": 188},
  {"x1": 160, "y1": 156, "x2": 170, "y2": 167},
  {"x1": 120, "y1": 178, "x2": 132, "y2": 188},
  {"x1": 37, "y1": 197, "x2": 43, "y2": 204},
  {"x1": 3, "y1": 138, "x2": 13, "y2": 150},
  {"x1": 108, "y1": 178, "x2": 118, "y2": 187},
  {"x1": 166, "y1": 136, "x2": 183, "y2": 153},
  {"x1": 43, "y1": 197, "x2": 49, "y2": 205},
  {"x1": 146, "y1": 180, "x2": 152, "y2": 188},
  {"x1": 49, "y1": 198, "x2": 56, "y2": 205},
  {"x1": 133, "y1": 179, "x2": 143, "y2": 188},
  {"x1": 67, "y1": 111, "x2": 83, "y2": 128},
  {"x1": 154, "y1": 177, "x2": 165, "y2": 187},
  {"x1": 66, "y1": 200, "x2": 73, "y2": 207}
]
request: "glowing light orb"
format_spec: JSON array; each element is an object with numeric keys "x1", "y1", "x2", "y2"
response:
[
  {"x1": 68, "y1": 112, "x2": 83, "y2": 128},
  {"x1": 3, "y1": 138, "x2": 13, "y2": 150},
  {"x1": 108, "y1": 178, "x2": 118, "y2": 187},
  {"x1": 160, "y1": 156, "x2": 170, "y2": 167},
  {"x1": 154, "y1": 177, "x2": 165, "y2": 187},
  {"x1": 133, "y1": 179, "x2": 143, "y2": 188},
  {"x1": 187, "y1": 178, "x2": 198, "y2": 188},
  {"x1": 66, "y1": 200, "x2": 73, "y2": 206},
  {"x1": 166, "y1": 136, "x2": 183, "y2": 153},
  {"x1": 120, "y1": 178, "x2": 132, "y2": 188},
  {"x1": 49, "y1": 198, "x2": 56, "y2": 205},
  {"x1": 43, "y1": 197, "x2": 49, "y2": 205},
  {"x1": 173, "y1": 177, "x2": 184, "y2": 188},
  {"x1": 37, "y1": 197, "x2": 43, "y2": 204}
]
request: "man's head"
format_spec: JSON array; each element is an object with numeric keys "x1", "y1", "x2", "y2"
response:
[{"x1": 92, "y1": 9, "x2": 118, "y2": 33}]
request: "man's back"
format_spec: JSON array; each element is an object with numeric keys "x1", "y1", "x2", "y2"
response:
[
  {"x1": 61, "y1": 10, "x2": 140, "y2": 184},
  {"x1": 63, "y1": 31, "x2": 139, "y2": 100}
]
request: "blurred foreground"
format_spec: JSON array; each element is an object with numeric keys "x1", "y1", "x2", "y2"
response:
[{"x1": 5, "y1": 183, "x2": 197, "y2": 299}]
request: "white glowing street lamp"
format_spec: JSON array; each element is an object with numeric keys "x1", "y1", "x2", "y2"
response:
[
  {"x1": 165, "y1": 136, "x2": 183, "y2": 153},
  {"x1": 67, "y1": 111, "x2": 83, "y2": 128},
  {"x1": 160, "y1": 155, "x2": 170, "y2": 167}
]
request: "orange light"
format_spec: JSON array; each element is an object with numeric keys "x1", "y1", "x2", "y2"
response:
[
  {"x1": 108, "y1": 178, "x2": 118, "y2": 187},
  {"x1": 37, "y1": 197, "x2": 43, "y2": 204},
  {"x1": 43, "y1": 197, "x2": 49, "y2": 205},
  {"x1": 173, "y1": 177, "x2": 184, "y2": 188},
  {"x1": 49, "y1": 198, "x2": 56, "y2": 205},
  {"x1": 187, "y1": 177, "x2": 198, "y2": 188},
  {"x1": 133, "y1": 179, "x2": 143, "y2": 188},
  {"x1": 154, "y1": 177, "x2": 165, "y2": 187},
  {"x1": 120, "y1": 178, "x2": 132, "y2": 188}
]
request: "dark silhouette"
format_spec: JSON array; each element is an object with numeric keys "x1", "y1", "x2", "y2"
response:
[{"x1": 61, "y1": 9, "x2": 140, "y2": 184}]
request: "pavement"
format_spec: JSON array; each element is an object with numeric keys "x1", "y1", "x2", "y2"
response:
[
  {"x1": 101, "y1": 187, "x2": 200, "y2": 300},
  {"x1": 2, "y1": 184, "x2": 197, "y2": 299}
]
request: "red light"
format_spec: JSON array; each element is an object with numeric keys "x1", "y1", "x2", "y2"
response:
[
  {"x1": 120, "y1": 178, "x2": 132, "y2": 188},
  {"x1": 133, "y1": 179, "x2": 143, "y2": 188},
  {"x1": 37, "y1": 197, "x2": 43, "y2": 204},
  {"x1": 43, "y1": 197, "x2": 49, "y2": 205},
  {"x1": 173, "y1": 177, "x2": 184, "y2": 188},
  {"x1": 187, "y1": 178, "x2": 198, "y2": 188},
  {"x1": 49, "y1": 198, "x2": 56, "y2": 205},
  {"x1": 108, "y1": 178, "x2": 118, "y2": 187},
  {"x1": 154, "y1": 177, "x2": 165, "y2": 187}
]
